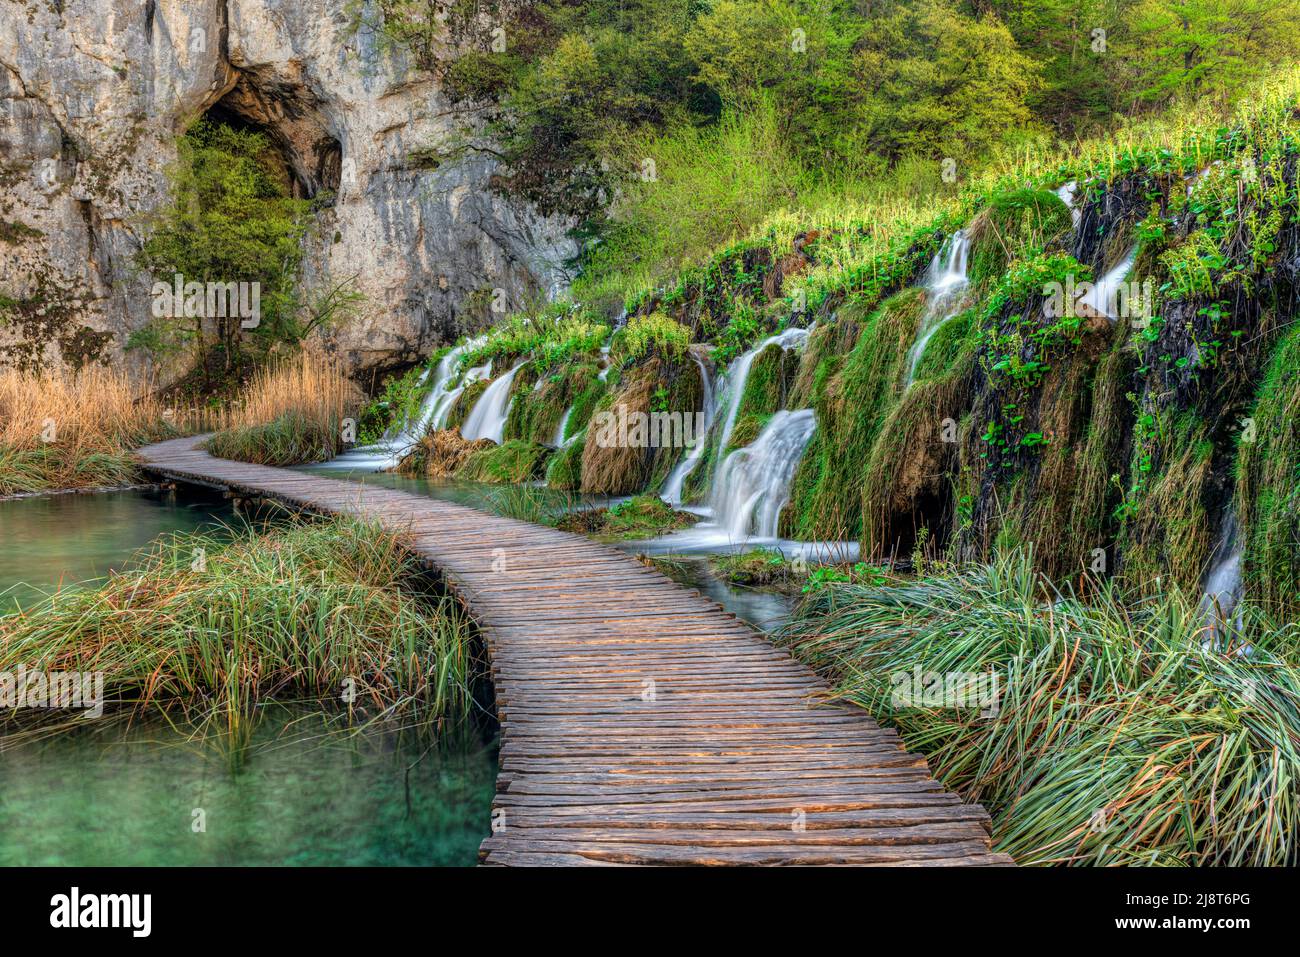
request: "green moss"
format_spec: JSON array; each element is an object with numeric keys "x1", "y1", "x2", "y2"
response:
[
  {"x1": 455, "y1": 440, "x2": 552, "y2": 483},
  {"x1": 911, "y1": 309, "x2": 974, "y2": 383},
  {"x1": 725, "y1": 342, "x2": 797, "y2": 451},
  {"x1": 967, "y1": 188, "x2": 1071, "y2": 288},
  {"x1": 545, "y1": 433, "x2": 586, "y2": 489},
  {"x1": 1239, "y1": 321, "x2": 1300, "y2": 619},
  {"x1": 445, "y1": 380, "x2": 488, "y2": 430},
  {"x1": 556, "y1": 494, "x2": 697, "y2": 541},
  {"x1": 786, "y1": 288, "x2": 925, "y2": 539},
  {"x1": 1119, "y1": 408, "x2": 1215, "y2": 593}
]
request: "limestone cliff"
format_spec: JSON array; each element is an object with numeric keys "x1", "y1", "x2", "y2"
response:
[{"x1": 0, "y1": 0, "x2": 576, "y2": 379}]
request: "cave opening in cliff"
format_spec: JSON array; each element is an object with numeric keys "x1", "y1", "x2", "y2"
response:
[{"x1": 200, "y1": 69, "x2": 342, "y2": 202}]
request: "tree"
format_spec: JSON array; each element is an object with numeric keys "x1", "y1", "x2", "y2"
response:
[{"x1": 131, "y1": 121, "x2": 313, "y2": 387}]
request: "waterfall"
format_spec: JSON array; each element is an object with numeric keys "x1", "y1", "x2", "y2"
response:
[
  {"x1": 714, "y1": 326, "x2": 813, "y2": 455},
  {"x1": 552, "y1": 406, "x2": 574, "y2": 447},
  {"x1": 409, "y1": 338, "x2": 489, "y2": 437},
  {"x1": 461, "y1": 361, "x2": 526, "y2": 443},
  {"x1": 1078, "y1": 245, "x2": 1138, "y2": 321},
  {"x1": 1056, "y1": 180, "x2": 1081, "y2": 226},
  {"x1": 660, "y1": 352, "x2": 717, "y2": 505},
  {"x1": 903, "y1": 230, "x2": 972, "y2": 388},
  {"x1": 1201, "y1": 510, "x2": 1245, "y2": 641},
  {"x1": 318, "y1": 337, "x2": 485, "y2": 471},
  {"x1": 709, "y1": 409, "x2": 817, "y2": 539}
]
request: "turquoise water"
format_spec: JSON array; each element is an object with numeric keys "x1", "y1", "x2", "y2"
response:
[
  {"x1": 0, "y1": 486, "x2": 233, "y2": 611},
  {"x1": 0, "y1": 488, "x2": 497, "y2": 866},
  {"x1": 0, "y1": 711, "x2": 496, "y2": 866}
]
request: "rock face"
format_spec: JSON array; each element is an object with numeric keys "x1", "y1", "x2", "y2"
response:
[{"x1": 0, "y1": 0, "x2": 576, "y2": 380}]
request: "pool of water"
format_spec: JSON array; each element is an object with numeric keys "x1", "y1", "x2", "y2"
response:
[
  {"x1": 0, "y1": 486, "x2": 234, "y2": 612},
  {"x1": 0, "y1": 711, "x2": 497, "y2": 866},
  {"x1": 645, "y1": 555, "x2": 797, "y2": 633},
  {"x1": 0, "y1": 486, "x2": 497, "y2": 866}
]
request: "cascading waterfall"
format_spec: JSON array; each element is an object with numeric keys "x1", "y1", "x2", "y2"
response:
[
  {"x1": 1056, "y1": 180, "x2": 1081, "y2": 226},
  {"x1": 903, "y1": 230, "x2": 971, "y2": 388},
  {"x1": 1078, "y1": 245, "x2": 1138, "y2": 321},
  {"x1": 412, "y1": 338, "x2": 490, "y2": 436},
  {"x1": 552, "y1": 406, "x2": 575, "y2": 447},
  {"x1": 714, "y1": 326, "x2": 813, "y2": 455},
  {"x1": 708, "y1": 409, "x2": 817, "y2": 539},
  {"x1": 319, "y1": 337, "x2": 487, "y2": 471},
  {"x1": 1201, "y1": 510, "x2": 1245, "y2": 642},
  {"x1": 461, "y1": 361, "x2": 526, "y2": 443},
  {"x1": 660, "y1": 327, "x2": 815, "y2": 540},
  {"x1": 659, "y1": 352, "x2": 717, "y2": 505}
]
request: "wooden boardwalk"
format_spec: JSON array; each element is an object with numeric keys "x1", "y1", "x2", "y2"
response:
[{"x1": 137, "y1": 436, "x2": 1012, "y2": 866}]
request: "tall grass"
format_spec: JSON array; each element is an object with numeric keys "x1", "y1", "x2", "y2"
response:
[
  {"x1": 779, "y1": 548, "x2": 1300, "y2": 866},
  {"x1": 204, "y1": 350, "x2": 361, "y2": 466},
  {"x1": 0, "y1": 366, "x2": 180, "y2": 496},
  {"x1": 0, "y1": 514, "x2": 479, "y2": 758}
]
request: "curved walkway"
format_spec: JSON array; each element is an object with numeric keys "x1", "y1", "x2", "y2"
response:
[{"x1": 137, "y1": 436, "x2": 1012, "y2": 866}]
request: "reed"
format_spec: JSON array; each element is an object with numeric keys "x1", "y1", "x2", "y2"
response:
[
  {"x1": 204, "y1": 350, "x2": 362, "y2": 465},
  {"x1": 779, "y1": 548, "x2": 1300, "y2": 866},
  {"x1": 0, "y1": 513, "x2": 479, "y2": 755},
  {"x1": 0, "y1": 366, "x2": 181, "y2": 496}
]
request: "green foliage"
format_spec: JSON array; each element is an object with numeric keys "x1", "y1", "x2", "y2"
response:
[
  {"x1": 456, "y1": 439, "x2": 552, "y2": 483},
  {"x1": 0, "y1": 514, "x2": 477, "y2": 747},
  {"x1": 612, "y1": 313, "x2": 692, "y2": 364},
  {"x1": 556, "y1": 494, "x2": 697, "y2": 541},
  {"x1": 461, "y1": 308, "x2": 608, "y2": 372},
  {"x1": 1239, "y1": 321, "x2": 1300, "y2": 619},
  {"x1": 787, "y1": 289, "x2": 925, "y2": 538},
  {"x1": 358, "y1": 363, "x2": 436, "y2": 444},
  {"x1": 968, "y1": 188, "x2": 1072, "y2": 287},
  {"x1": 130, "y1": 120, "x2": 313, "y2": 383}
]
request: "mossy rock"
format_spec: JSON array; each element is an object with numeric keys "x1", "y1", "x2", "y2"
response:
[
  {"x1": 1239, "y1": 322, "x2": 1300, "y2": 619},
  {"x1": 785, "y1": 287, "x2": 925, "y2": 539},
  {"x1": 726, "y1": 342, "x2": 799, "y2": 452},
  {"x1": 911, "y1": 309, "x2": 975, "y2": 384},
  {"x1": 967, "y1": 188, "x2": 1072, "y2": 288},
  {"x1": 556, "y1": 494, "x2": 698, "y2": 542},
  {"x1": 445, "y1": 379, "x2": 489, "y2": 430},
  {"x1": 545, "y1": 433, "x2": 586, "y2": 490},
  {"x1": 398, "y1": 427, "x2": 494, "y2": 478},
  {"x1": 456, "y1": 439, "x2": 552, "y2": 483},
  {"x1": 579, "y1": 355, "x2": 703, "y2": 495}
]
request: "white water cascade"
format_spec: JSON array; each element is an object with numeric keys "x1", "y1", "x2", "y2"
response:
[
  {"x1": 552, "y1": 406, "x2": 575, "y2": 447},
  {"x1": 708, "y1": 409, "x2": 818, "y2": 539},
  {"x1": 1078, "y1": 245, "x2": 1138, "y2": 321},
  {"x1": 317, "y1": 337, "x2": 488, "y2": 471},
  {"x1": 714, "y1": 326, "x2": 813, "y2": 455},
  {"x1": 461, "y1": 361, "x2": 526, "y2": 443},
  {"x1": 1201, "y1": 510, "x2": 1245, "y2": 642},
  {"x1": 1056, "y1": 180, "x2": 1081, "y2": 226},
  {"x1": 412, "y1": 339, "x2": 490, "y2": 436},
  {"x1": 659, "y1": 352, "x2": 717, "y2": 505},
  {"x1": 903, "y1": 230, "x2": 972, "y2": 388}
]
